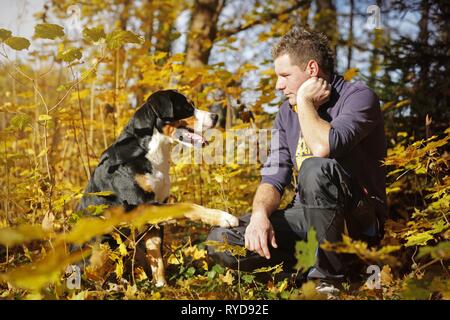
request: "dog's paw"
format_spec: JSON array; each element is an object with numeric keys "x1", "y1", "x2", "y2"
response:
[
  {"x1": 216, "y1": 211, "x2": 239, "y2": 228},
  {"x1": 154, "y1": 279, "x2": 167, "y2": 288}
]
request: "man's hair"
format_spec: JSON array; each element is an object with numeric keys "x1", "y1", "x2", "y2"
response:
[{"x1": 271, "y1": 26, "x2": 335, "y2": 78}]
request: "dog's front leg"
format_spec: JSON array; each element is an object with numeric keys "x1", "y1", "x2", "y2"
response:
[
  {"x1": 143, "y1": 229, "x2": 166, "y2": 287},
  {"x1": 185, "y1": 204, "x2": 239, "y2": 227}
]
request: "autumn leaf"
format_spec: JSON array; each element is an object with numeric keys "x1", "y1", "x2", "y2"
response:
[
  {"x1": 34, "y1": 23, "x2": 65, "y2": 39},
  {"x1": 219, "y1": 269, "x2": 235, "y2": 285},
  {"x1": 0, "y1": 244, "x2": 91, "y2": 290},
  {"x1": 204, "y1": 240, "x2": 247, "y2": 257},
  {"x1": 298, "y1": 280, "x2": 326, "y2": 300},
  {"x1": 253, "y1": 263, "x2": 283, "y2": 275},
  {"x1": 58, "y1": 48, "x2": 82, "y2": 63},
  {"x1": 82, "y1": 26, "x2": 106, "y2": 43},
  {"x1": 38, "y1": 114, "x2": 52, "y2": 122},
  {"x1": 295, "y1": 228, "x2": 318, "y2": 273},
  {"x1": 0, "y1": 28, "x2": 12, "y2": 41},
  {"x1": 321, "y1": 234, "x2": 401, "y2": 265},
  {"x1": 9, "y1": 114, "x2": 31, "y2": 130},
  {"x1": 4, "y1": 37, "x2": 30, "y2": 51},
  {"x1": 106, "y1": 30, "x2": 144, "y2": 50},
  {"x1": 0, "y1": 224, "x2": 51, "y2": 247},
  {"x1": 62, "y1": 208, "x2": 130, "y2": 245},
  {"x1": 343, "y1": 68, "x2": 359, "y2": 81}
]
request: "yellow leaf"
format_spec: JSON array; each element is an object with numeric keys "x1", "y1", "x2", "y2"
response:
[
  {"x1": 86, "y1": 191, "x2": 116, "y2": 197},
  {"x1": 343, "y1": 68, "x2": 359, "y2": 81},
  {"x1": 114, "y1": 258, "x2": 124, "y2": 280},
  {"x1": 219, "y1": 269, "x2": 234, "y2": 285},
  {"x1": 167, "y1": 253, "x2": 183, "y2": 265},
  {"x1": 38, "y1": 114, "x2": 52, "y2": 122},
  {"x1": 183, "y1": 246, "x2": 206, "y2": 261},
  {"x1": 299, "y1": 280, "x2": 326, "y2": 300},
  {"x1": 112, "y1": 233, "x2": 128, "y2": 257},
  {"x1": 62, "y1": 209, "x2": 129, "y2": 245},
  {"x1": 0, "y1": 245, "x2": 91, "y2": 290},
  {"x1": 0, "y1": 224, "x2": 51, "y2": 246},
  {"x1": 380, "y1": 265, "x2": 394, "y2": 285}
]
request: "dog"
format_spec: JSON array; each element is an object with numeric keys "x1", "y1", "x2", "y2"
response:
[{"x1": 77, "y1": 89, "x2": 238, "y2": 287}]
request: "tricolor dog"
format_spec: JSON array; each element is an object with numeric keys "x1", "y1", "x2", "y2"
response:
[{"x1": 78, "y1": 90, "x2": 238, "y2": 286}]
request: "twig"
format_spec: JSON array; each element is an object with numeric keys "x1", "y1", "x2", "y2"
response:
[
  {"x1": 48, "y1": 56, "x2": 105, "y2": 113},
  {"x1": 70, "y1": 66, "x2": 92, "y2": 176}
]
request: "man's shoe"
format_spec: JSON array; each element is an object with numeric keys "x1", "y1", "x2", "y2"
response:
[{"x1": 315, "y1": 280, "x2": 341, "y2": 299}]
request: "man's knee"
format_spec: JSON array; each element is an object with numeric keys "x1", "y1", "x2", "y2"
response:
[
  {"x1": 206, "y1": 227, "x2": 239, "y2": 269},
  {"x1": 297, "y1": 157, "x2": 346, "y2": 207},
  {"x1": 298, "y1": 158, "x2": 337, "y2": 189}
]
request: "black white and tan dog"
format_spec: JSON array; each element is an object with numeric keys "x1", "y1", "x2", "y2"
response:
[{"x1": 77, "y1": 90, "x2": 238, "y2": 287}]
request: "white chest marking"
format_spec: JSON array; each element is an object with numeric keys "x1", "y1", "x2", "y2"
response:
[{"x1": 144, "y1": 129, "x2": 172, "y2": 203}]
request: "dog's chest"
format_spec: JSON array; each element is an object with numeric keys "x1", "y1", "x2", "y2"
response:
[{"x1": 143, "y1": 131, "x2": 171, "y2": 203}]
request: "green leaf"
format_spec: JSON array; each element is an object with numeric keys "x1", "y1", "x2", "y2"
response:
[
  {"x1": 185, "y1": 267, "x2": 196, "y2": 278},
  {"x1": 0, "y1": 28, "x2": 12, "y2": 41},
  {"x1": 10, "y1": 114, "x2": 31, "y2": 130},
  {"x1": 211, "y1": 264, "x2": 225, "y2": 275},
  {"x1": 405, "y1": 232, "x2": 434, "y2": 247},
  {"x1": 4, "y1": 37, "x2": 30, "y2": 51},
  {"x1": 34, "y1": 23, "x2": 65, "y2": 40},
  {"x1": 242, "y1": 274, "x2": 255, "y2": 284},
  {"x1": 57, "y1": 48, "x2": 82, "y2": 63},
  {"x1": 106, "y1": 30, "x2": 143, "y2": 50},
  {"x1": 82, "y1": 26, "x2": 106, "y2": 43},
  {"x1": 295, "y1": 228, "x2": 318, "y2": 273}
]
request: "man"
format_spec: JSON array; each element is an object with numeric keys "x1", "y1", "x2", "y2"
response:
[{"x1": 206, "y1": 27, "x2": 387, "y2": 290}]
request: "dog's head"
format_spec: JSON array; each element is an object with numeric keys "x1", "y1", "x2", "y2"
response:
[{"x1": 147, "y1": 90, "x2": 218, "y2": 146}]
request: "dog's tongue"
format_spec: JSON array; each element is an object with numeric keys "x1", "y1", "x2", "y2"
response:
[{"x1": 175, "y1": 128, "x2": 206, "y2": 146}]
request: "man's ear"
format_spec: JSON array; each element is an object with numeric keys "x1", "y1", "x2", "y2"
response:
[{"x1": 306, "y1": 60, "x2": 320, "y2": 77}]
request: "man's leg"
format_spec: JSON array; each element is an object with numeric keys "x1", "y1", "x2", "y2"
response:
[
  {"x1": 206, "y1": 209, "x2": 305, "y2": 272},
  {"x1": 296, "y1": 157, "x2": 380, "y2": 280},
  {"x1": 207, "y1": 157, "x2": 377, "y2": 281}
]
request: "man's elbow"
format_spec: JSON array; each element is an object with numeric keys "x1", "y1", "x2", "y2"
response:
[{"x1": 311, "y1": 144, "x2": 330, "y2": 158}]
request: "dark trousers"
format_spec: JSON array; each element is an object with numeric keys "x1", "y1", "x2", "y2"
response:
[{"x1": 206, "y1": 157, "x2": 381, "y2": 281}]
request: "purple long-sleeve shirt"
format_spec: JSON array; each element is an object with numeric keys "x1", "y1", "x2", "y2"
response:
[{"x1": 261, "y1": 74, "x2": 387, "y2": 220}]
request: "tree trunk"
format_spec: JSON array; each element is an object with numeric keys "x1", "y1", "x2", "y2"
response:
[
  {"x1": 185, "y1": 0, "x2": 225, "y2": 68},
  {"x1": 347, "y1": 0, "x2": 354, "y2": 70},
  {"x1": 314, "y1": 0, "x2": 338, "y2": 66}
]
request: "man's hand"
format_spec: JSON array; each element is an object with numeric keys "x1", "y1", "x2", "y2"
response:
[
  {"x1": 296, "y1": 77, "x2": 331, "y2": 109},
  {"x1": 244, "y1": 212, "x2": 278, "y2": 259}
]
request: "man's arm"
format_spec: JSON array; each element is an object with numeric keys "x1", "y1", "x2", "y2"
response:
[
  {"x1": 296, "y1": 77, "x2": 332, "y2": 158},
  {"x1": 252, "y1": 183, "x2": 281, "y2": 218},
  {"x1": 245, "y1": 183, "x2": 280, "y2": 259}
]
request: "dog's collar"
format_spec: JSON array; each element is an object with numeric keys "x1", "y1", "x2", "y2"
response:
[{"x1": 147, "y1": 101, "x2": 170, "y2": 133}]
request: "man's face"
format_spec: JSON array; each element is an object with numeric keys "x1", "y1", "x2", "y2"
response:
[{"x1": 274, "y1": 54, "x2": 310, "y2": 106}]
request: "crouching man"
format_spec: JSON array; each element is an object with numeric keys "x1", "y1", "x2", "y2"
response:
[{"x1": 206, "y1": 27, "x2": 387, "y2": 293}]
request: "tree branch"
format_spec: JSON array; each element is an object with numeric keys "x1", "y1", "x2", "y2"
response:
[{"x1": 218, "y1": 1, "x2": 307, "y2": 38}]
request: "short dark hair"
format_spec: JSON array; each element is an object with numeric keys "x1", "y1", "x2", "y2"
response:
[{"x1": 271, "y1": 26, "x2": 334, "y2": 78}]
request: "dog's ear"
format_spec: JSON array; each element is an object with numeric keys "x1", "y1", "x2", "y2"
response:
[
  {"x1": 130, "y1": 104, "x2": 155, "y2": 137},
  {"x1": 148, "y1": 90, "x2": 174, "y2": 120}
]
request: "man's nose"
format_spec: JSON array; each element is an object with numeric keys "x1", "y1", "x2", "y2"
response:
[{"x1": 275, "y1": 78, "x2": 285, "y2": 91}]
